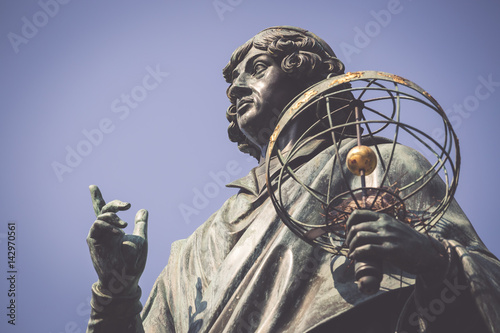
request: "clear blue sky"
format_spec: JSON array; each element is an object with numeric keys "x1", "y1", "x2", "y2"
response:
[{"x1": 1, "y1": 0, "x2": 499, "y2": 331}]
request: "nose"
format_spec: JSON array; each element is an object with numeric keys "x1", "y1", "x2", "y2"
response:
[{"x1": 227, "y1": 73, "x2": 252, "y2": 102}]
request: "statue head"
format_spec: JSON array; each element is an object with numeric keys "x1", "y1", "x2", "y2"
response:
[{"x1": 223, "y1": 26, "x2": 346, "y2": 160}]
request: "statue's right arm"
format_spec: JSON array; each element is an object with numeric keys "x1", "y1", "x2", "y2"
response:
[{"x1": 86, "y1": 185, "x2": 148, "y2": 333}]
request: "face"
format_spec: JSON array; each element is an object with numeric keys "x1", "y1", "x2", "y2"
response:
[{"x1": 227, "y1": 47, "x2": 303, "y2": 150}]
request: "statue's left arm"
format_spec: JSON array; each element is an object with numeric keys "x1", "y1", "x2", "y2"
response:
[{"x1": 345, "y1": 144, "x2": 500, "y2": 332}]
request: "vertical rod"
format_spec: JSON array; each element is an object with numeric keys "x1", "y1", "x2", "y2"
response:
[
  {"x1": 355, "y1": 105, "x2": 367, "y2": 207},
  {"x1": 353, "y1": 103, "x2": 382, "y2": 295},
  {"x1": 355, "y1": 105, "x2": 362, "y2": 146}
]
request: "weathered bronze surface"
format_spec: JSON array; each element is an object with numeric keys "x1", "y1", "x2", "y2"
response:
[{"x1": 85, "y1": 26, "x2": 500, "y2": 333}]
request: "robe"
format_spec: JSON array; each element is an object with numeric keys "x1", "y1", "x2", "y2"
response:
[{"x1": 88, "y1": 138, "x2": 500, "y2": 333}]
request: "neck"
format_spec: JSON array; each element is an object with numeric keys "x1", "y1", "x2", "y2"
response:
[{"x1": 257, "y1": 115, "x2": 312, "y2": 164}]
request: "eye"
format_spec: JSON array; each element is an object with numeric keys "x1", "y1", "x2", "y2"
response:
[
  {"x1": 231, "y1": 69, "x2": 239, "y2": 82},
  {"x1": 252, "y1": 61, "x2": 268, "y2": 76}
]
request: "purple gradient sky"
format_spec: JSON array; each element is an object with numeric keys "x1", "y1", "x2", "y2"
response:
[{"x1": 1, "y1": 0, "x2": 500, "y2": 331}]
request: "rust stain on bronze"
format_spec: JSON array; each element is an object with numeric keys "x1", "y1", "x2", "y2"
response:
[
  {"x1": 377, "y1": 72, "x2": 407, "y2": 85},
  {"x1": 269, "y1": 124, "x2": 280, "y2": 144},
  {"x1": 290, "y1": 90, "x2": 318, "y2": 112},
  {"x1": 329, "y1": 71, "x2": 363, "y2": 87},
  {"x1": 423, "y1": 91, "x2": 436, "y2": 102}
]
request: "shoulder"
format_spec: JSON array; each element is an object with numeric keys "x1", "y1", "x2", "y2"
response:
[{"x1": 376, "y1": 142, "x2": 429, "y2": 160}]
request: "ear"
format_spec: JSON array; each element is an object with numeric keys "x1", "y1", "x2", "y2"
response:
[{"x1": 281, "y1": 51, "x2": 322, "y2": 78}]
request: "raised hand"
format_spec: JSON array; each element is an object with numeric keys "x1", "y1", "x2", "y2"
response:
[{"x1": 87, "y1": 185, "x2": 148, "y2": 296}]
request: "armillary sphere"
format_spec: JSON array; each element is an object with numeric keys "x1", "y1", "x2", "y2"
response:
[{"x1": 265, "y1": 71, "x2": 460, "y2": 294}]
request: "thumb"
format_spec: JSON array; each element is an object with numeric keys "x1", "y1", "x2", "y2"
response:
[{"x1": 133, "y1": 209, "x2": 148, "y2": 239}]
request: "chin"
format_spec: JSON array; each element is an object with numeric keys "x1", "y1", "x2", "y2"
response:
[
  {"x1": 238, "y1": 107, "x2": 277, "y2": 141},
  {"x1": 237, "y1": 107, "x2": 257, "y2": 128}
]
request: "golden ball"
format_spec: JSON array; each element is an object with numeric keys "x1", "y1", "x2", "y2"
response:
[{"x1": 346, "y1": 145, "x2": 377, "y2": 176}]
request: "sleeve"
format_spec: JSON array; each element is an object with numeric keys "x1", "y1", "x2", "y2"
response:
[
  {"x1": 86, "y1": 283, "x2": 144, "y2": 333},
  {"x1": 386, "y1": 144, "x2": 500, "y2": 333},
  {"x1": 396, "y1": 237, "x2": 500, "y2": 333}
]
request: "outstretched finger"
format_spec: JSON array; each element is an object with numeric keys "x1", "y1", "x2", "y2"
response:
[
  {"x1": 90, "y1": 185, "x2": 106, "y2": 217},
  {"x1": 101, "y1": 200, "x2": 131, "y2": 214},
  {"x1": 133, "y1": 209, "x2": 148, "y2": 239}
]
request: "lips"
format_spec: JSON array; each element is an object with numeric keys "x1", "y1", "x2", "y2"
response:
[{"x1": 236, "y1": 98, "x2": 253, "y2": 113}]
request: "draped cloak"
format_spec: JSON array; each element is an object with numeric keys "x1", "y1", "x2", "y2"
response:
[{"x1": 88, "y1": 138, "x2": 500, "y2": 333}]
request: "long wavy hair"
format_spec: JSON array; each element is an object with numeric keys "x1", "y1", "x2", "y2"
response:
[{"x1": 223, "y1": 27, "x2": 346, "y2": 160}]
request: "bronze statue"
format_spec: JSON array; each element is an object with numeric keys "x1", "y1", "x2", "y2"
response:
[{"x1": 86, "y1": 26, "x2": 500, "y2": 332}]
